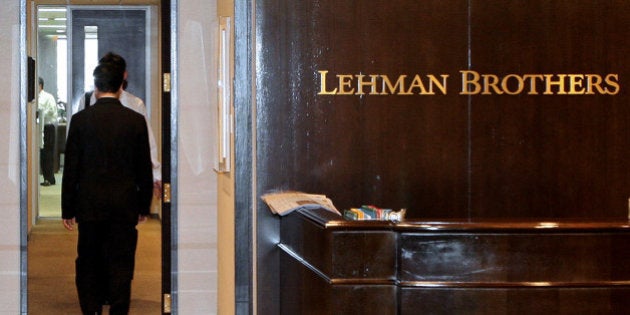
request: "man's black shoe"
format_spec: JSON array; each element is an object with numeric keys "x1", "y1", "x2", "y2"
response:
[{"x1": 40, "y1": 181, "x2": 51, "y2": 186}]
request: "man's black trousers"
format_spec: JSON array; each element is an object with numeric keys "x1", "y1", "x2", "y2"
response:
[
  {"x1": 40, "y1": 124, "x2": 56, "y2": 184},
  {"x1": 75, "y1": 221, "x2": 138, "y2": 315}
]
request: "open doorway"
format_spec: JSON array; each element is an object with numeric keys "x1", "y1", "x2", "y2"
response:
[
  {"x1": 34, "y1": 6, "x2": 160, "y2": 218},
  {"x1": 35, "y1": 6, "x2": 66, "y2": 219},
  {"x1": 28, "y1": 4, "x2": 165, "y2": 314}
]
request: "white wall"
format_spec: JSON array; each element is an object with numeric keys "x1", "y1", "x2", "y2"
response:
[
  {"x1": 176, "y1": 1, "x2": 220, "y2": 313},
  {"x1": 0, "y1": 1, "x2": 222, "y2": 313},
  {"x1": 0, "y1": 1, "x2": 23, "y2": 313}
]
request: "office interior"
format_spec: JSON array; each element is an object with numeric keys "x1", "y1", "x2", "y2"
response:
[
  {"x1": 5, "y1": 1, "x2": 227, "y2": 314},
  {"x1": 1, "y1": 0, "x2": 630, "y2": 314}
]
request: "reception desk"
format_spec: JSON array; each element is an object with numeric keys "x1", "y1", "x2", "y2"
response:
[{"x1": 279, "y1": 209, "x2": 630, "y2": 314}]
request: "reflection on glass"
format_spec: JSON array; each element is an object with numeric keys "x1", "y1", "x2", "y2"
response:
[
  {"x1": 57, "y1": 38, "x2": 67, "y2": 104},
  {"x1": 83, "y1": 26, "x2": 98, "y2": 92},
  {"x1": 30, "y1": 5, "x2": 161, "y2": 313},
  {"x1": 37, "y1": 6, "x2": 67, "y2": 110},
  {"x1": 36, "y1": 6, "x2": 67, "y2": 218}
]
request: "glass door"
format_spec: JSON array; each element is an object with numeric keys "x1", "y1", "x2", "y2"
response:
[
  {"x1": 67, "y1": 7, "x2": 149, "y2": 118},
  {"x1": 30, "y1": 4, "x2": 163, "y2": 314},
  {"x1": 36, "y1": 6, "x2": 67, "y2": 219},
  {"x1": 36, "y1": 6, "x2": 153, "y2": 219}
]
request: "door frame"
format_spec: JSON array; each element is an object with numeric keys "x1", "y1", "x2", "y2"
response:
[
  {"x1": 160, "y1": 0, "x2": 178, "y2": 313},
  {"x1": 18, "y1": 0, "x2": 179, "y2": 313}
]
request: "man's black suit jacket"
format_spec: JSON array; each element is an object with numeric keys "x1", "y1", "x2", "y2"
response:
[{"x1": 62, "y1": 97, "x2": 153, "y2": 224}]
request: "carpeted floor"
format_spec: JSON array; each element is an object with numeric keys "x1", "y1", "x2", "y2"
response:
[
  {"x1": 28, "y1": 218, "x2": 162, "y2": 314},
  {"x1": 38, "y1": 173, "x2": 62, "y2": 218}
]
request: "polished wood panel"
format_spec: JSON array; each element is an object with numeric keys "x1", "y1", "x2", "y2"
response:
[
  {"x1": 281, "y1": 211, "x2": 398, "y2": 314},
  {"x1": 281, "y1": 209, "x2": 397, "y2": 281},
  {"x1": 281, "y1": 252, "x2": 397, "y2": 315},
  {"x1": 470, "y1": 0, "x2": 630, "y2": 218},
  {"x1": 279, "y1": 210, "x2": 630, "y2": 314},
  {"x1": 255, "y1": 0, "x2": 470, "y2": 219},
  {"x1": 400, "y1": 287, "x2": 630, "y2": 315},
  {"x1": 399, "y1": 233, "x2": 630, "y2": 283},
  {"x1": 255, "y1": 0, "x2": 630, "y2": 220},
  {"x1": 251, "y1": 0, "x2": 630, "y2": 313}
]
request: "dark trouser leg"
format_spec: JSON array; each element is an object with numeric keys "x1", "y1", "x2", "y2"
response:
[
  {"x1": 42, "y1": 124, "x2": 56, "y2": 184},
  {"x1": 106, "y1": 224, "x2": 138, "y2": 315},
  {"x1": 76, "y1": 222, "x2": 105, "y2": 315},
  {"x1": 77, "y1": 222, "x2": 138, "y2": 315}
]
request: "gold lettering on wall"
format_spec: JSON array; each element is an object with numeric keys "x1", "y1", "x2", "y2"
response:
[
  {"x1": 318, "y1": 70, "x2": 449, "y2": 95},
  {"x1": 318, "y1": 70, "x2": 620, "y2": 96}
]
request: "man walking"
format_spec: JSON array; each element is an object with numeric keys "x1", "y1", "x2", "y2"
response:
[
  {"x1": 38, "y1": 77, "x2": 58, "y2": 186},
  {"x1": 62, "y1": 61, "x2": 153, "y2": 314},
  {"x1": 76, "y1": 52, "x2": 162, "y2": 198}
]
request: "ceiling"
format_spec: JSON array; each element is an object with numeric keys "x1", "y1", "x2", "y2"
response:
[{"x1": 37, "y1": 7, "x2": 67, "y2": 37}]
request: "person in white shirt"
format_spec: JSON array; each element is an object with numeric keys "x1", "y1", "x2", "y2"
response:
[
  {"x1": 38, "y1": 77, "x2": 58, "y2": 186},
  {"x1": 75, "y1": 53, "x2": 162, "y2": 197}
]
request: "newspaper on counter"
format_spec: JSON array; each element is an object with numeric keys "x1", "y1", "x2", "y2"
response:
[{"x1": 261, "y1": 191, "x2": 341, "y2": 216}]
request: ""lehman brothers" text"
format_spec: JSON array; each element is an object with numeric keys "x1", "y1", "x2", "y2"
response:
[{"x1": 317, "y1": 70, "x2": 619, "y2": 96}]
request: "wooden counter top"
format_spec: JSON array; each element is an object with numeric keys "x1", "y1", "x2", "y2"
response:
[
  {"x1": 301, "y1": 208, "x2": 630, "y2": 231},
  {"x1": 280, "y1": 209, "x2": 630, "y2": 314}
]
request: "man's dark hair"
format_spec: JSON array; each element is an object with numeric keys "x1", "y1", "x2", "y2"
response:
[
  {"x1": 38, "y1": 77, "x2": 44, "y2": 88},
  {"x1": 93, "y1": 63, "x2": 124, "y2": 93},
  {"x1": 98, "y1": 52, "x2": 126, "y2": 71},
  {"x1": 99, "y1": 52, "x2": 128, "y2": 90}
]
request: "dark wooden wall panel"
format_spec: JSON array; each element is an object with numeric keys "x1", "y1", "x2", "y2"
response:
[
  {"x1": 256, "y1": 0, "x2": 630, "y2": 219},
  {"x1": 399, "y1": 232, "x2": 630, "y2": 283},
  {"x1": 469, "y1": 1, "x2": 630, "y2": 218},
  {"x1": 281, "y1": 250, "x2": 398, "y2": 315},
  {"x1": 400, "y1": 287, "x2": 630, "y2": 315},
  {"x1": 257, "y1": 0, "x2": 470, "y2": 219},
  {"x1": 278, "y1": 211, "x2": 630, "y2": 314},
  {"x1": 254, "y1": 2, "x2": 630, "y2": 311}
]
